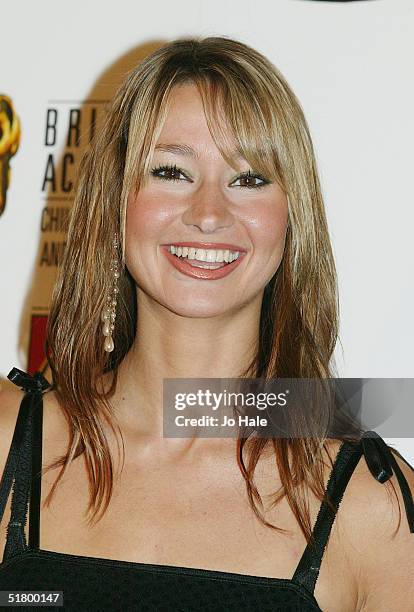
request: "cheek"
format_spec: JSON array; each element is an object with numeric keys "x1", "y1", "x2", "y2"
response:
[
  {"x1": 125, "y1": 192, "x2": 174, "y2": 271},
  {"x1": 243, "y1": 198, "x2": 289, "y2": 259},
  {"x1": 125, "y1": 191, "x2": 173, "y2": 243}
]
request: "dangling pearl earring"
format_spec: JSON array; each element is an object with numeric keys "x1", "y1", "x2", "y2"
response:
[{"x1": 101, "y1": 234, "x2": 120, "y2": 353}]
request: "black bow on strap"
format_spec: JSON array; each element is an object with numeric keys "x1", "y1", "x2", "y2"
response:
[
  {"x1": 361, "y1": 430, "x2": 394, "y2": 484},
  {"x1": 361, "y1": 430, "x2": 414, "y2": 533},
  {"x1": 7, "y1": 367, "x2": 50, "y2": 394}
]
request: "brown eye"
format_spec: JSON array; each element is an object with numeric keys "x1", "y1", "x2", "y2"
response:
[
  {"x1": 150, "y1": 164, "x2": 188, "y2": 182},
  {"x1": 232, "y1": 170, "x2": 268, "y2": 189}
]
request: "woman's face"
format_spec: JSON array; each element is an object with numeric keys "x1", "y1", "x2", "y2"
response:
[{"x1": 125, "y1": 83, "x2": 289, "y2": 318}]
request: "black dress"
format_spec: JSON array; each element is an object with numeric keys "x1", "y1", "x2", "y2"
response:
[{"x1": 0, "y1": 368, "x2": 413, "y2": 611}]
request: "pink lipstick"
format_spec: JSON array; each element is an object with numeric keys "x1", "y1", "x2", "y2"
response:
[{"x1": 161, "y1": 242, "x2": 247, "y2": 280}]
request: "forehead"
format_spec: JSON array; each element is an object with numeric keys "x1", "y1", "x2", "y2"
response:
[
  {"x1": 154, "y1": 83, "x2": 243, "y2": 162},
  {"x1": 154, "y1": 142, "x2": 245, "y2": 162}
]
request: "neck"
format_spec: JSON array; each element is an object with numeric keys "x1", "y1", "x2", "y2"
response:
[{"x1": 109, "y1": 290, "x2": 261, "y2": 455}]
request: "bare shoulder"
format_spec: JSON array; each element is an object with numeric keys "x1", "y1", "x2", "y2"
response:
[
  {"x1": 333, "y1": 440, "x2": 414, "y2": 611},
  {"x1": 338, "y1": 440, "x2": 414, "y2": 539},
  {"x1": 0, "y1": 380, "x2": 68, "y2": 479},
  {"x1": 0, "y1": 382, "x2": 25, "y2": 473}
]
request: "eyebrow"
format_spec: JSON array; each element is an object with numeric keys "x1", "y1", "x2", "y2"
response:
[{"x1": 154, "y1": 143, "x2": 244, "y2": 161}]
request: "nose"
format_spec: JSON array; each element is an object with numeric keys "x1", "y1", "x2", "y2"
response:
[{"x1": 181, "y1": 183, "x2": 235, "y2": 234}]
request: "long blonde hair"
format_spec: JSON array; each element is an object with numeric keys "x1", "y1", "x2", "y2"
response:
[{"x1": 45, "y1": 35, "x2": 365, "y2": 541}]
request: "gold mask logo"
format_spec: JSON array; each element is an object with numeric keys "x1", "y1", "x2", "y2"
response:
[{"x1": 0, "y1": 95, "x2": 21, "y2": 217}]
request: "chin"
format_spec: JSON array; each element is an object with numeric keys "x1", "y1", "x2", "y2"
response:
[{"x1": 160, "y1": 294, "x2": 238, "y2": 319}]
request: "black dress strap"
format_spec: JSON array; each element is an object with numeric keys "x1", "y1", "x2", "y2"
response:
[
  {"x1": 0, "y1": 368, "x2": 50, "y2": 561},
  {"x1": 292, "y1": 431, "x2": 414, "y2": 595}
]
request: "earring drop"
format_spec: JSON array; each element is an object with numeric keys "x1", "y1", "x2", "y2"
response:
[{"x1": 102, "y1": 234, "x2": 120, "y2": 353}]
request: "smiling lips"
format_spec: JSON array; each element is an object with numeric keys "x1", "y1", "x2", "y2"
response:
[{"x1": 161, "y1": 242, "x2": 247, "y2": 280}]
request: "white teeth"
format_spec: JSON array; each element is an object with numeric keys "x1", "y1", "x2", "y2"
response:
[{"x1": 168, "y1": 245, "x2": 242, "y2": 263}]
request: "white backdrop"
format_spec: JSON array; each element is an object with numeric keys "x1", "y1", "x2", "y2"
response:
[{"x1": 1, "y1": 0, "x2": 413, "y2": 459}]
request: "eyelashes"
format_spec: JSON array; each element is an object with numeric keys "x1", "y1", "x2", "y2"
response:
[{"x1": 149, "y1": 163, "x2": 270, "y2": 190}]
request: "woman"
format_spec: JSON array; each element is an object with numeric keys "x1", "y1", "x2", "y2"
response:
[{"x1": 0, "y1": 36, "x2": 413, "y2": 611}]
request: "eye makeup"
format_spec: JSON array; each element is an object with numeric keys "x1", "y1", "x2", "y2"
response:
[{"x1": 149, "y1": 164, "x2": 270, "y2": 189}]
